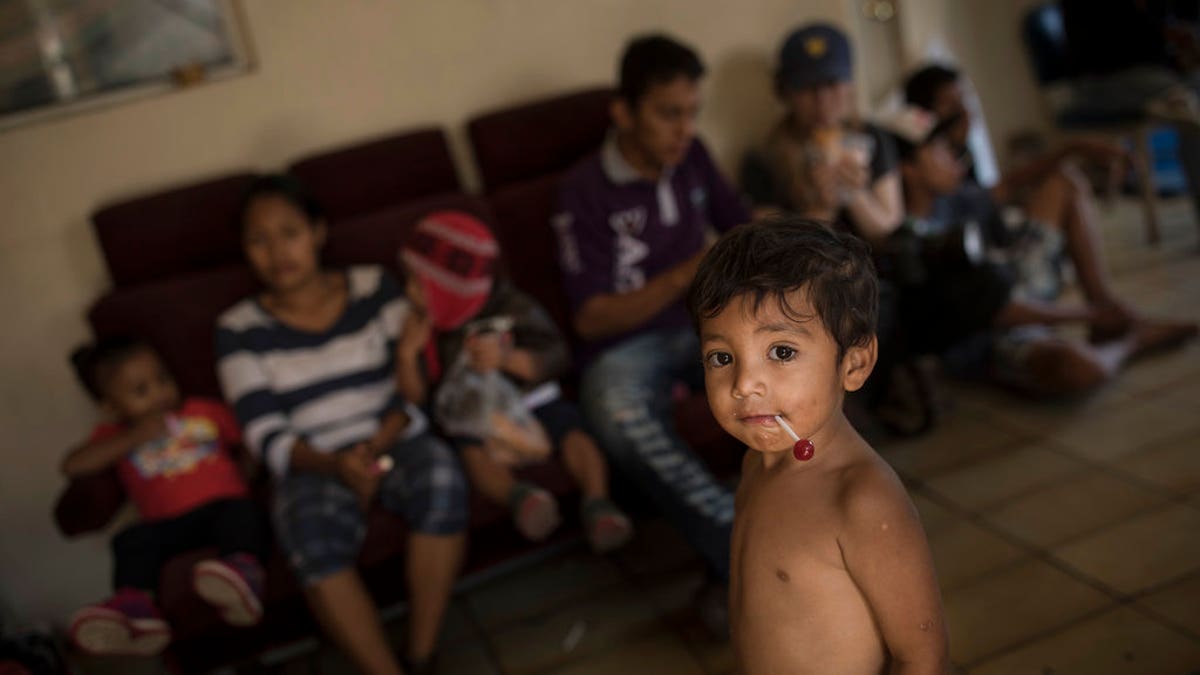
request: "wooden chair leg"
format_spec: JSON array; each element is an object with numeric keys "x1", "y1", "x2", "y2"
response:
[{"x1": 1135, "y1": 126, "x2": 1163, "y2": 244}]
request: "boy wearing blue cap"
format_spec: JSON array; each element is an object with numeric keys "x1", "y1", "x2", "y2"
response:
[{"x1": 742, "y1": 23, "x2": 904, "y2": 244}]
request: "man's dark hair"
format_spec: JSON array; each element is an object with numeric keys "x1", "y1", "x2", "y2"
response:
[
  {"x1": 238, "y1": 173, "x2": 324, "y2": 233},
  {"x1": 618, "y1": 34, "x2": 705, "y2": 106},
  {"x1": 70, "y1": 336, "x2": 154, "y2": 402},
  {"x1": 688, "y1": 217, "x2": 878, "y2": 359},
  {"x1": 904, "y1": 64, "x2": 961, "y2": 110}
]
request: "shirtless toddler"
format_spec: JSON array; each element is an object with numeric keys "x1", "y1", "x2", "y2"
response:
[{"x1": 688, "y1": 217, "x2": 949, "y2": 674}]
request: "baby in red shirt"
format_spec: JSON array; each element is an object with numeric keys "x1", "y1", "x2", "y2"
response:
[{"x1": 61, "y1": 337, "x2": 269, "y2": 657}]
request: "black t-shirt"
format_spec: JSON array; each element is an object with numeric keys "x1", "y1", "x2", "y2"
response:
[{"x1": 740, "y1": 121, "x2": 898, "y2": 233}]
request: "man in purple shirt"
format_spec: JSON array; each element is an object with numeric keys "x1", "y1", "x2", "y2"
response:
[{"x1": 554, "y1": 34, "x2": 749, "y2": 604}]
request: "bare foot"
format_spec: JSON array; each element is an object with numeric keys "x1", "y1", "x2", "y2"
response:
[{"x1": 1128, "y1": 319, "x2": 1199, "y2": 357}]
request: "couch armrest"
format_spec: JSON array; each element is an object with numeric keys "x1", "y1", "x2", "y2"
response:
[{"x1": 54, "y1": 469, "x2": 126, "y2": 537}]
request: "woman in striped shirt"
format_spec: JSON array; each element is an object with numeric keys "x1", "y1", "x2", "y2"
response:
[{"x1": 215, "y1": 175, "x2": 467, "y2": 675}]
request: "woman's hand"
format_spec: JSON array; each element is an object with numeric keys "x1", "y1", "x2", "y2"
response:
[{"x1": 336, "y1": 444, "x2": 382, "y2": 509}]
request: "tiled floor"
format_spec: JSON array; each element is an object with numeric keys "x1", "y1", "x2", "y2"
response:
[
  {"x1": 81, "y1": 199, "x2": 1196, "y2": 674},
  {"x1": 276, "y1": 201, "x2": 1200, "y2": 674}
]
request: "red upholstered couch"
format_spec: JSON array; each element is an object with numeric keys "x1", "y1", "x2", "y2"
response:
[{"x1": 55, "y1": 98, "x2": 741, "y2": 672}]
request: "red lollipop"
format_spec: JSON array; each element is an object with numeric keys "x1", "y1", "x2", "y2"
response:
[{"x1": 774, "y1": 415, "x2": 815, "y2": 462}]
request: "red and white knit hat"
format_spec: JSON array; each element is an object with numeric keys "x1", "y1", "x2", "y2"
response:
[{"x1": 400, "y1": 211, "x2": 499, "y2": 331}]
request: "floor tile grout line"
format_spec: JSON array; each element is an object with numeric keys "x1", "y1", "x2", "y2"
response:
[
  {"x1": 454, "y1": 597, "x2": 510, "y2": 675},
  {"x1": 608, "y1": 547, "x2": 716, "y2": 674},
  {"x1": 959, "y1": 603, "x2": 1119, "y2": 670},
  {"x1": 463, "y1": 548, "x2": 633, "y2": 638},
  {"x1": 520, "y1": 616, "x2": 679, "y2": 675},
  {"x1": 484, "y1": 541, "x2": 701, "y2": 675},
  {"x1": 910, "y1": 481, "x2": 1146, "y2": 604},
  {"x1": 965, "y1": 589, "x2": 1200, "y2": 672},
  {"x1": 1125, "y1": 587, "x2": 1200, "y2": 646}
]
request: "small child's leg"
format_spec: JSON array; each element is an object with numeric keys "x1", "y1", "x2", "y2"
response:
[
  {"x1": 561, "y1": 430, "x2": 635, "y2": 550},
  {"x1": 508, "y1": 482, "x2": 561, "y2": 542},
  {"x1": 460, "y1": 444, "x2": 519, "y2": 505},
  {"x1": 535, "y1": 401, "x2": 631, "y2": 551},
  {"x1": 192, "y1": 498, "x2": 269, "y2": 627},
  {"x1": 70, "y1": 523, "x2": 171, "y2": 656},
  {"x1": 560, "y1": 429, "x2": 610, "y2": 501}
]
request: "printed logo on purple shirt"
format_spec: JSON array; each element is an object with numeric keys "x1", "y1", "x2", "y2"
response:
[{"x1": 609, "y1": 207, "x2": 649, "y2": 292}]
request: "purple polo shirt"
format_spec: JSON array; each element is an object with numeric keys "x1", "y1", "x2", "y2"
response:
[{"x1": 554, "y1": 135, "x2": 750, "y2": 364}]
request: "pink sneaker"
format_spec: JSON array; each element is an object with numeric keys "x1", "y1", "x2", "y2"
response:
[
  {"x1": 69, "y1": 588, "x2": 171, "y2": 657},
  {"x1": 510, "y1": 483, "x2": 561, "y2": 542},
  {"x1": 192, "y1": 554, "x2": 264, "y2": 627},
  {"x1": 582, "y1": 497, "x2": 634, "y2": 554}
]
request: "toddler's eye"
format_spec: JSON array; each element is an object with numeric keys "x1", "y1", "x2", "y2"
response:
[
  {"x1": 768, "y1": 345, "x2": 796, "y2": 362},
  {"x1": 705, "y1": 352, "x2": 732, "y2": 368}
]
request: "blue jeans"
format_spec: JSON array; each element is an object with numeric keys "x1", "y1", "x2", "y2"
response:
[{"x1": 579, "y1": 328, "x2": 734, "y2": 581}]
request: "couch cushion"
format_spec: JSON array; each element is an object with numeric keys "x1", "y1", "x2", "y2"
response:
[
  {"x1": 324, "y1": 193, "x2": 495, "y2": 272},
  {"x1": 93, "y1": 173, "x2": 256, "y2": 288},
  {"x1": 485, "y1": 174, "x2": 575, "y2": 342},
  {"x1": 468, "y1": 88, "x2": 612, "y2": 192},
  {"x1": 289, "y1": 128, "x2": 461, "y2": 223},
  {"x1": 87, "y1": 266, "x2": 259, "y2": 398}
]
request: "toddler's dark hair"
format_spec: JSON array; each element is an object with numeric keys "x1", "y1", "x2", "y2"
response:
[
  {"x1": 687, "y1": 217, "x2": 878, "y2": 358},
  {"x1": 70, "y1": 336, "x2": 154, "y2": 402},
  {"x1": 618, "y1": 34, "x2": 705, "y2": 106},
  {"x1": 238, "y1": 173, "x2": 324, "y2": 233}
]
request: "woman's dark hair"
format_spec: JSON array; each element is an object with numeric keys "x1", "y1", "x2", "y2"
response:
[
  {"x1": 238, "y1": 173, "x2": 324, "y2": 233},
  {"x1": 904, "y1": 64, "x2": 961, "y2": 110},
  {"x1": 618, "y1": 34, "x2": 705, "y2": 106},
  {"x1": 688, "y1": 217, "x2": 878, "y2": 358},
  {"x1": 70, "y1": 336, "x2": 154, "y2": 401}
]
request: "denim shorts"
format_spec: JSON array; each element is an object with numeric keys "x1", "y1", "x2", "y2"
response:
[{"x1": 272, "y1": 432, "x2": 468, "y2": 587}]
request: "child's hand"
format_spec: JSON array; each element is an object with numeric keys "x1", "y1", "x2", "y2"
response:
[
  {"x1": 132, "y1": 413, "x2": 171, "y2": 444},
  {"x1": 465, "y1": 332, "x2": 510, "y2": 373},
  {"x1": 399, "y1": 305, "x2": 434, "y2": 359},
  {"x1": 336, "y1": 444, "x2": 381, "y2": 510}
]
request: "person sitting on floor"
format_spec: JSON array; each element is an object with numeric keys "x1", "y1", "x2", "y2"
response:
[{"x1": 886, "y1": 107, "x2": 1197, "y2": 395}]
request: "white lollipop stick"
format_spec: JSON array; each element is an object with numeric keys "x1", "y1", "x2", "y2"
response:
[
  {"x1": 375, "y1": 455, "x2": 394, "y2": 472},
  {"x1": 775, "y1": 415, "x2": 800, "y2": 442}
]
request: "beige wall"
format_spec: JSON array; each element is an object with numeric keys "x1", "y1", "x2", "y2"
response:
[
  {"x1": 0, "y1": 0, "x2": 852, "y2": 625},
  {"x1": 897, "y1": 0, "x2": 1052, "y2": 166}
]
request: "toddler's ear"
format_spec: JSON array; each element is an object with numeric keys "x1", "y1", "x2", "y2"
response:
[{"x1": 841, "y1": 335, "x2": 878, "y2": 392}]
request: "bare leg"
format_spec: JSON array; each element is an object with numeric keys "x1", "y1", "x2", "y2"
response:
[
  {"x1": 1021, "y1": 323, "x2": 1197, "y2": 395},
  {"x1": 405, "y1": 532, "x2": 465, "y2": 663},
  {"x1": 460, "y1": 445, "x2": 516, "y2": 506},
  {"x1": 560, "y1": 430, "x2": 609, "y2": 501},
  {"x1": 304, "y1": 570, "x2": 402, "y2": 675},
  {"x1": 1024, "y1": 164, "x2": 1126, "y2": 311}
]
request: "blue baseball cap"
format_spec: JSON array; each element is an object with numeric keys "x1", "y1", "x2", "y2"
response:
[{"x1": 777, "y1": 23, "x2": 853, "y2": 91}]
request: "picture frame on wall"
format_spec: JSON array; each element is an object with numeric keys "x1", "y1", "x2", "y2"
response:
[{"x1": 0, "y1": 0, "x2": 254, "y2": 131}]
